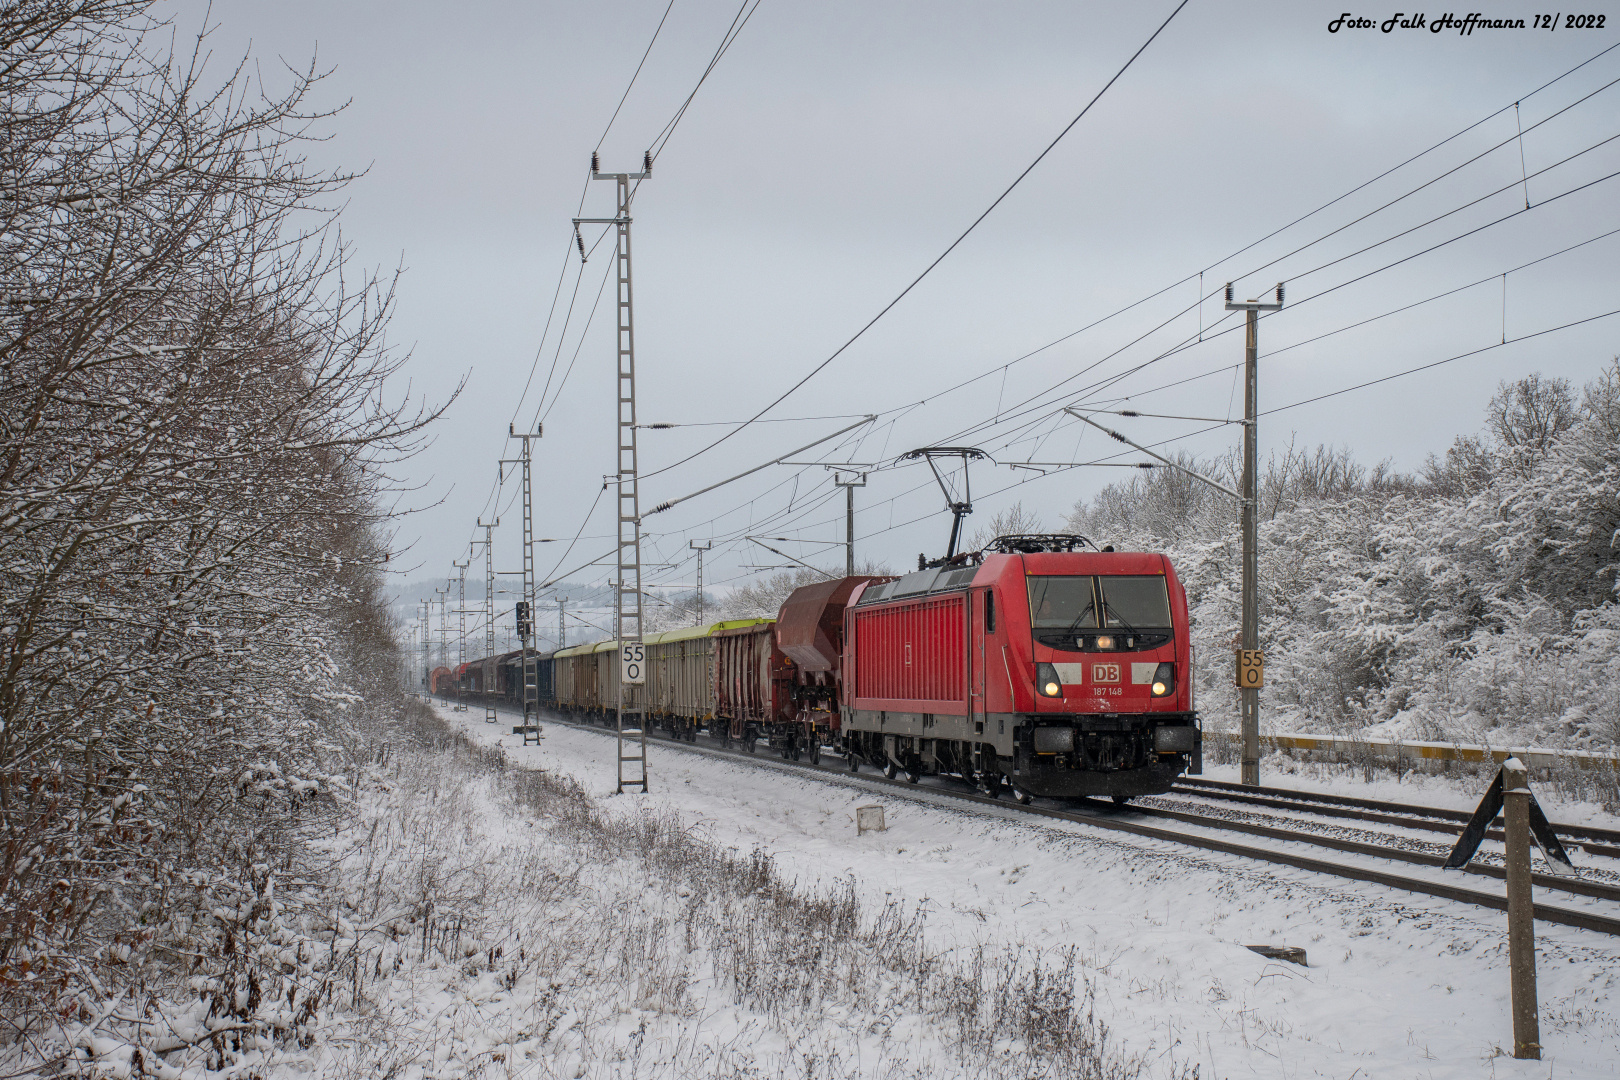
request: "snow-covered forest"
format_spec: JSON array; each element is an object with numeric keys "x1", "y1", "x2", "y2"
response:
[
  {"x1": 1065, "y1": 364, "x2": 1620, "y2": 753},
  {"x1": 0, "y1": 0, "x2": 432, "y2": 1067}
]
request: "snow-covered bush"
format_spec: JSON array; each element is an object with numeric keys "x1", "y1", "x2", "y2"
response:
[
  {"x1": 0, "y1": 0, "x2": 440, "y2": 1051},
  {"x1": 1064, "y1": 365, "x2": 1620, "y2": 751}
]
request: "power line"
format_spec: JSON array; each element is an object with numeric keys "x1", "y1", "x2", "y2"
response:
[
  {"x1": 596, "y1": 0, "x2": 679, "y2": 153},
  {"x1": 647, "y1": 0, "x2": 764, "y2": 163},
  {"x1": 831, "y1": 41, "x2": 1620, "y2": 461},
  {"x1": 635, "y1": 0, "x2": 1194, "y2": 484}
]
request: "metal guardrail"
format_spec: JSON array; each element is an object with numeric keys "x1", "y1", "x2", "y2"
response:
[{"x1": 1205, "y1": 730, "x2": 1620, "y2": 772}]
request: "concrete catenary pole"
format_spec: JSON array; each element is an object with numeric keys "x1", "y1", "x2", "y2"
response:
[
  {"x1": 1224, "y1": 283, "x2": 1283, "y2": 788},
  {"x1": 1503, "y1": 757, "x2": 1541, "y2": 1059},
  {"x1": 835, "y1": 472, "x2": 867, "y2": 576}
]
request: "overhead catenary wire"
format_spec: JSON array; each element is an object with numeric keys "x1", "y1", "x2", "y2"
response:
[
  {"x1": 827, "y1": 41, "x2": 1620, "y2": 467},
  {"x1": 476, "y1": 36, "x2": 1620, "y2": 605},
  {"x1": 646, "y1": 0, "x2": 764, "y2": 164},
  {"x1": 595, "y1": 0, "x2": 679, "y2": 153},
  {"x1": 925, "y1": 144, "x2": 1620, "y2": 463},
  {"x1": 516, "y1": 42, "x2": 1620, "y2": 597},
  {"x1": 634, "y1": 0, "x2": 1194, "y2": 485}
]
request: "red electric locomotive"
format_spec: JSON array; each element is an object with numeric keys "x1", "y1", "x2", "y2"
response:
[{"x1": 833, "y1": 535, "x2": 1201, "y2": 802}]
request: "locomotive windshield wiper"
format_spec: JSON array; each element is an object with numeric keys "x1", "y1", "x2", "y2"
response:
[
  {"x1": 1063, "y1": 599, "x2": 1098, "y2": 637},
  {"x1": 1100, "y1": 603, "x2": 1138, "y2": 634}
]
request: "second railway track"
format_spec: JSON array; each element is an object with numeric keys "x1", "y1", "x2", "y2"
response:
[{"x1": 451, "y1": 698, "x2": 1620, "y2": 938}]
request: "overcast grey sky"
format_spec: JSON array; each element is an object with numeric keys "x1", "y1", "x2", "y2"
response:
[{"x1": 177, "y1": 1, "x2": 1620, "y2": 621}]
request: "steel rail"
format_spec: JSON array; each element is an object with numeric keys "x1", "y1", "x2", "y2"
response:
[
  {"x1": 1126, "y1": 799, "x2": 1620, "y2": 904},
  {"x1": 1174, "y1": 776, "x2": 1620, "y2": 849},
  {"x1": 456, "y1": 698, "x2": 1620, "y2": 938}
]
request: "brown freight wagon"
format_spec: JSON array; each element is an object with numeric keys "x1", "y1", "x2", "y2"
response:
[{"x1": 711, "y1": 619, "x2": 794, "y2": 754}]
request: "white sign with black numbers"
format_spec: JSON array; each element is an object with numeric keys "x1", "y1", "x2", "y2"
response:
[{"x1": 621, "y1": 642, "x2": 645, "y2": 685}]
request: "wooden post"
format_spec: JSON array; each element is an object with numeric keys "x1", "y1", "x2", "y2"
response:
[{"x1": 1503, "y1": 757, "x2": 1540, "y2": 1060}]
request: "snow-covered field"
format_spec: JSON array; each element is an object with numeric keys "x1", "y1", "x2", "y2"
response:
[
  {"x1": 417, "y1": 703, "x2": 1619, "y2": 1080},
  {"x1": 67, "y1": 701, "x2": 1613, "y2": 1078}
]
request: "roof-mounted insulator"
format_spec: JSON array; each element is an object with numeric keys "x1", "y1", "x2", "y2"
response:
[
  {"x1": 643, "y1": 150, "x2": 653, "y2": 175},
  {"x1": 591, "y1": 151, "x2": 600, "y2": 174},
  {"x1": 1225, "y1": 282, "x2": 1234, "y2": 305}
]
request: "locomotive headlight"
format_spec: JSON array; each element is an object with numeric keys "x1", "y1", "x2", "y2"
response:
[
  {"x1": 1036, "y1": 662, "x2": 1063, "y2": 698},
  {"x1": 1094, "y1": 635, "x2": 1116, "y2": 651},
  {"x1": 1150, "y1": 662, "x2": 1175, "y2": 697}
]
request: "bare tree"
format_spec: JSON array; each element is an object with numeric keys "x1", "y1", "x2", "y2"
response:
[
  {"x1": 968, "y1": 500, "x2": 1045, "y2": 550},
  {"x1": 0, "y1": 1, "x2": 448, "y2": 1047},
  {"x1": 1488, "y1": 372, "x2": 1578, "y2": 477}
]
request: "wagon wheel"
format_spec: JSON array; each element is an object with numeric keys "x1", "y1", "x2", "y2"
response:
[
  {"x1": 846, "y1": 749, "x2": 859, "y2": 773},
  {"x1": 1111, "y1": 795, "x2": 1132, "y2": 806},
  {"x1": 882, "y1": 759, "x2": 899, "y2": 780},
  {"x1": 745, "y1": 731, "x2": 757, "y2": 754},
  {"x1": 903, "y1": 764, "x2": 920, "y2": 784},
  {"x1": 1009, "y1": 784, "x2": 1033, "y2": 805},
  {"x1": 808, "y1": 739, "x2": 821, "y2": 766}
]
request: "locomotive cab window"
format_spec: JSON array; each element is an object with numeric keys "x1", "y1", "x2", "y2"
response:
[
  {"x1": 1029, "y1": 575, "x2": 1173, "y2": 651},
  {"x1": 984, "y1": 590, "x2": 995, "y2": 632},
  {"x1": 1098, "y1": 576, "x2": 1171, "y2": 629}
]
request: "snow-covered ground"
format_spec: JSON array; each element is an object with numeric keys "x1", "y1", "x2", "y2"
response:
[{"x1": 433, "y1": 704, "x2": 1620, "y2": 1079}]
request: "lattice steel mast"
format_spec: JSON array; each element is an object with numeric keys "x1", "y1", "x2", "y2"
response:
[
  {"x1": 453, "y1": 558, "x2": 469, "y2": 712},
  {"x1": 502, "y1": 427, "x2": 544, "y2": 744},
  {"x1": 478, "y1": 517, "x2": 498, "y2": 723},
  {"x1": 577, "y1": 151, "x2": 651, "y2": 793}
]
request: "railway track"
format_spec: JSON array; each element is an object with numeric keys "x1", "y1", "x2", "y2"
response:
[
  {"x1": 448, "y1": 698, "x2": 1620, "y2": 938},
  {"x1": 1168, "y1": 776, "x2": 1620, "y2": 858}
]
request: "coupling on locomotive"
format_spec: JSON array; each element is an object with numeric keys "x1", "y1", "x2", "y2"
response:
[{"x1": 440, "y1": 534, "x2": 1201, "y2": 802}]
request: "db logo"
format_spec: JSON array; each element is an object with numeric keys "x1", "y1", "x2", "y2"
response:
[{"x1": 1091, "y1": 663, "x2": 1120, "y2": 684}]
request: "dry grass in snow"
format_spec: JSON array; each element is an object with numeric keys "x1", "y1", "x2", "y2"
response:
[{"x1": 297, "y1": 707, "x2": 1183, "y2": 1080}]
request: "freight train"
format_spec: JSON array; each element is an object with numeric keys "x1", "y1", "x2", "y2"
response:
[{"x1": 439, "y1": 535, "x2": 1201, "y2": 802}]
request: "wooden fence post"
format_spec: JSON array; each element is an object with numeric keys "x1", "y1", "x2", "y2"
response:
[{"x1": 1503, "y1": 757, "x2": 1540, "y2": 1060}]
